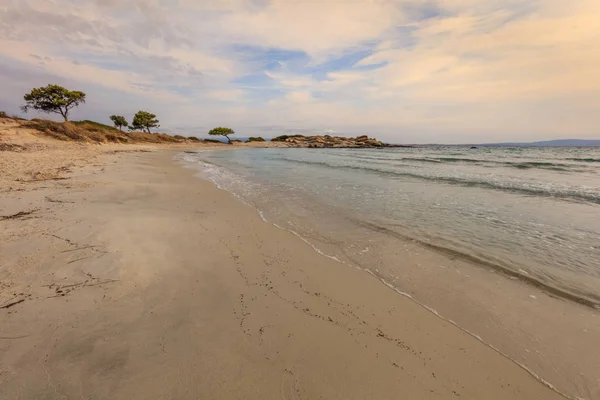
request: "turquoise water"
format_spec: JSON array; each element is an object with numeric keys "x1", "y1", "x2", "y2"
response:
[{"x1": 182, "y1": 146, "x2": 600, "y2": 308}]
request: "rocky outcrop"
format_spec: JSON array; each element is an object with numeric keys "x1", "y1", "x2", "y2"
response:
[{"x1": 271, "y1": 134, "x2": 390, "y2": 148}]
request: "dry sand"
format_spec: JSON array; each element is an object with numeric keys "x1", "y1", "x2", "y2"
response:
[{"x1": 0, "y1": 128, "x2": 567, "y2": 399}]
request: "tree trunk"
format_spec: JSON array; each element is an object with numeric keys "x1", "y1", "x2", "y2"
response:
[{"x1": 225, "y1": 135, "x2": 231, "y2": 144}]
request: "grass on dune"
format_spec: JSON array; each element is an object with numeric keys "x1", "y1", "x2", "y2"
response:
[{"x1": 25, "y1": 119, "x2": 191, "y2": 144}]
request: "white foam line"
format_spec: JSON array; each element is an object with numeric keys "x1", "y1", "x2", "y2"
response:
[
  {"x1": 276, "y1": 225, "x2": 343, "y2": 264},
  {"x1": 175, "y1": 152, "x2": 581, "y2": 400}
]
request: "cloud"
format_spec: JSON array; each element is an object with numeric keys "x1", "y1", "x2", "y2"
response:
[
  {"x1": 0, "y1": 0, "x2": 599, "y2": 142},
  {"x1": 218, "y1": 0, "x2": 404, "y2": 57}
]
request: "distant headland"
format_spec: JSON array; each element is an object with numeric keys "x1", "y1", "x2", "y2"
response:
[{"x1": 269, "y1": 134, "x2": 410, "y2": 148}]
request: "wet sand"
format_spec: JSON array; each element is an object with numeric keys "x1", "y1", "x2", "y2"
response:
[{"x1": 0, "y1": 144, "x2": 570, "y2": 399}]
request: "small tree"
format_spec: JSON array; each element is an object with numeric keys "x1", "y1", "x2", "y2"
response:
[
  {"x1": 21, "y1": 84, "x2": 86, "y2": 121},
  {"x1": 130, "y1": 111, "x2": 159, "y2": 133},
  {"x1": 208, "y1": 127, "x2": 235, "y2": 144},
  {"x1": 110, "y1": 115, "x2": 128, "y2": 131}
]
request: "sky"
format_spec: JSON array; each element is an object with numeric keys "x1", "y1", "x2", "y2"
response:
[{"x1": 1, "y1": 0, "x2": 599, "y2": 144}]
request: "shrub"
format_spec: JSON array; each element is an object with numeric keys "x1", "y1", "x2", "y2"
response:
[
  {"x1": 271, "y1": 134, "x2": 304, "y2": 142},
  {"x1": 246, "y1": 136, "x2": 265, "y2": 142},
  {"x1": 72, "y1": 120, "x2": 120, "y2": 132},
  {"x1": 105, "y1": 133, "x2": 129, "y2": 143},
  {"x1": 0, "y1": 111, "x2": 6, "y2": 118},
  {"x1": 29, "y1": 119, "x2": 86, "y2": 141}
]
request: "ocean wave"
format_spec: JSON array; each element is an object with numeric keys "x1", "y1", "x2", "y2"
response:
[
  {"x1": 435, "y1": 157, "x2": 483, "y2": 163},
  {"x1": 566, "y1": 158, "x2": 600, "y2": 163},
  {"x1": 405, "y1": 157, "x2": 576, "y2": 171},
  {"x1": 354, "y1": 220, "x2": 600, "y2": 310},
  {"x1": 280, "y1": 157, "x2": 600, "y2": 204},
  {"x1": 344, "y1": 154, "x2": 579, "y2": 171}
]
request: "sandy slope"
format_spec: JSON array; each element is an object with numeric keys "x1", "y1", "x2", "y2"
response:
[{"x1": 0, "y1": 142, "x2": 565, "y2": 399}]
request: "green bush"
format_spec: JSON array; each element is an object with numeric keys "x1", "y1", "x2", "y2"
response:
[
  {"x1": 246, "y1": 136, "x2": 266, "y2": 142},
  {"x1": 271, "y1": 134, "x2": 304, "y2": 142},
  {"x1": 72, "y1": 120, "x2": 120, "y2": 132}
]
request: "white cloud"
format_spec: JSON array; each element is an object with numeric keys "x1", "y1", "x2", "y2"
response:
[
  {"x1": 207, "y1": 89, "x2": 246, "y2": 101},
  {"x1": 217, "y1": 0, "x2": 404, "y2": 57}
]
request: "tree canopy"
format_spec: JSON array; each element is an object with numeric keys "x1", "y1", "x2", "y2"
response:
[
  {"x1": 21, "y1": 84, "x2": 86, "y2": 121},
  {"x1": 130, "y1": 111, "x2": 160, "y2": 133},
  {"x1": 110, "y1": 115, "x2": 128, "y2": 131},
  {"x1": 208, "y1": 127, "x2": 235, "y2": 143}
]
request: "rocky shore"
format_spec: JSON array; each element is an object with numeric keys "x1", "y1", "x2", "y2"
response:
[{"x1": 271, "y1": 134, "x2": 407, "y2": 148}]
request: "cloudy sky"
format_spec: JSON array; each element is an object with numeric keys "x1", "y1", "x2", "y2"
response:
[{"x1": 1, "y1": 0, "x2": 599, "y2": 143}]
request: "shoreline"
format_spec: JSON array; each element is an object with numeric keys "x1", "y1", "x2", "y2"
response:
[
  {"x1": 182, "y1": 148, "x2": 600, "y2": 400},
  {"x1": 1, "y1": 147, "x2": 570, "y2": 399},
  {"x1": 182, "y1": 148, "x2": 600, "y2": 309},
  {"x1": 198, "y1": 169, "x2": 571, "y2": 397}
]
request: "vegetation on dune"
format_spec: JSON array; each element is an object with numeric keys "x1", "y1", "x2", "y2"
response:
[
  {"x1": 25, "y1": 119, "x2": 183, "y2": 144},
  {"x1": 72, "y1": 120, "x2": 120, "y2": 132},
  {"x1": 0, "y1": 111, "x2": 28, "y2": 121},
  {"x1": 10, "y1": 116, "x2": 226, "y2": 146},
  {"x1": 28, "y1": 119, "x2": 123, "y2": 143},
  {"x1": 21, "y1": 84, "x2": 86, "y2": 121},
  {"x1": 246, "y1": 136, "x2": 265, "y2": 142},
  {"x1": 130, "y1": 111, "x2": 160, "y2": 133},
  {"x1": 8, "y1": 84, "x2": 239, "y2": 145},
  {"x1": 110, "y1": 115, "x2": 128, "y2": 131},
  {"x1": 202, "y1": 138, "x2": 225, "y2": 143},
  {"x1": 208, "y1": 127, "x2": 235, "y2": 144}
]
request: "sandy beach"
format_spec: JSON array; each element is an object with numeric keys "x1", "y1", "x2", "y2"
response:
[{"x1": 0, "y1": 134, "x2": 570, "y2": 399}]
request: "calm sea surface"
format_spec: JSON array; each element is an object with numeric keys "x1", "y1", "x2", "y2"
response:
[{"x1": 183, "y1": 146, "x2": 600, "y2": 307}]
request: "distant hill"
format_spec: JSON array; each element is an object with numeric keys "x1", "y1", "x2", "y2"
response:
[{"x1": 480, "y1": 139, "x2": 600, "y2": 147}]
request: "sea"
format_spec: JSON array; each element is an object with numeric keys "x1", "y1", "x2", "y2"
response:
[{"x1": 181, "y1": 146, "x2": 600, "y2": 399}]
